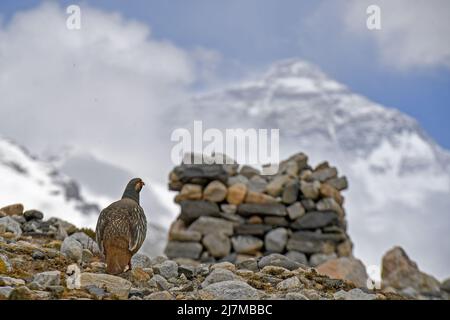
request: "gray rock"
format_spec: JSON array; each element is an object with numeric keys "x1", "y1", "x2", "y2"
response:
[
  {"x1": 80, "y1": 273, "x2": 132, "y2": 299},
  {"x1": 258, "y1": 253, "x2": 301, "y2": 271},
  {"x1": 247, "y1": 175, "x2": 267, "y2": 193},
  {"x1": 150, "y1": 255, "x2": 168, "y2": 266},
  {"x1": 178, "y1": 265, "x2": 195, "y2": 279},
  {"x1": 276, "y1": 276, "x2": 301, "y2": 290},
  {"x1": 0, "y1": 286, "x2": 14, "y2": 299},
  {"x1": 153, "y1": 260, "x2": 178, "y2": 279},
  {"x1": 11, "y1": 215, "x2": 26, "y2": 224},
  {"x1": 227, "y1": 175, "x2": 249, "y2": 186},
  {"x1": 203, "y1": 233, "x2": 231, "y2": 258},
  {"x1": 263, "y1": 217, "x2": 289, "y2": 227},
  {"x1": 316, "y1": 198, "x2": 344, "y2": 216},
  {"x1": 310, "y1": 167, "x2": 338, "y2": 182},
  {"x1": 285, "y1": 292, "x2": 309, "y2": 300},
  {"x1": 286, "y1": 231, "x2": 341, "y2": 254},
  {"x1": 231, "y1": 236, "x2": 263, "y2": 254},
  {"x1": 82, "y1": 249, "x2": 94, "y2": 263},
  {"x1": 220, "y1": 204, "x2": 237, "y2": 214},
  {"x1": 334, "y1": 288, "x2": 377, "y2": 300},
  {"x1": 326, "y1": 177, "x2": 348, "y2": 191},
  {"x1": 239, "y1": 165, "x2": 260, "y2": 179},
  {"x1": 188, "y1": 216, "x2": 233, "y2": 236},
  {"x1": 0, "y1": 253, "x2": 12, "y2": 273},
  {"x1": 264, "y1": 228, "x2": 288, "y2": 253},
  {"x1": 234, "y1": 224, "x2": 271, "y2": 236},
  {"x1": 179, "y1": 200, "x2": 220, "y2": 223},
  {"x1": 202, "y1": 280, "x2": 260, "y2": 300},
  {"x1": 0, "y1": 216, "x2": 22, "y2": 238},
  {"x1": 148, "y1": 274, "x2": 171, "y2": 291},
  {"x1": 131, "y1": 253, "x2": 152, "y2": 269},
  {"x1": 165, "y1": 241, "x2": 203, "y2": 260},
  {"x1": 23, "y1": 210, "x2": 44, "y2": 221},
  {"x1": 300, "y1": 181, "x2": 320, "y2": 200},
  {"x1": 286, "y1": 251, "x2": 308, "y2": 265},
  {"x1": 282, "y1": 179, "x2": 299, "y2": 204},
  {"x1": 237, "y1": 203, "x2": 286, "y2": 217},
  {"x1": 69, "y1": 232, "x2": 100, "y2": 254},
  {"x1": 201, "y1": 269, "x2": 238, "y2": 288},
  {"x1": 0, "y1": 276, "x2": 26, "y2": 286},
  {"x1": 170, "y1": 164, "x2": 228, "y2": 188},
  {"x1": 85, "y1": 285, "x2": 109, "y2": 299},
  {"x1": 291, "y1": 211, "x2": 339, "y2": 230},
  {"x1": 33, "y1": 271, "x2": 61, "y2": 287},
  {"x1": 144, "y1": 291, "x2": 175, "y2": 300},
  {"x1": 301, "y1": 199, "x2": 316, "y2": 211},
  {"x1": 237, "y1": 258, "x2": 259, "y2": 272},
  {"x1": 309, "y1": 253, "x2": 338, "y2": 267},
  {"x1": 265, "y1": 175, "x2": 290, "y2": 197},
  {"x1": 60, "y1": 237, "x2": 83, "y2": 262},
  {"x1": 286, "y1": 202, "x2": 305, "y2": 220}
]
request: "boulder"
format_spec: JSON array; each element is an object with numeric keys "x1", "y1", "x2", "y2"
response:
[
  {"x1": 153, "y1": 260, "x2": 178, "y2": 279},
  {"x1": 381, "y1": 246, "x2": 441, "y2": 295},
  {"x1": 0, "y1": 216, "x2": 22, "y2": 239},
  {"x1": 316, "y1": 257, "x2": 368, "y2": 288},
  {"x1": 80, "y1": 273, "x2": 132, "y2": 299},
  {"x1": 203, "y1": 180, "x2": 228, "y2": 202},
  {"x1": 226, "y1": 183, "x2": 247, "y2": 205},
  {"x1": 258, "y1": 253, "x2": 302, "y2": 271},
  {"x1": 168, "y1": 220, "x2": 202, "y2": 242},
  {"x1": 0, "y1": 203, "x2": 24, "y2": 216},
  {"x1": 231, "y1": 236, "x2": 263, "y2": 254},
  {"x1": 300, "y1": 181, "x2": 320, "y2": 200},
  {"x1": 188, "y1": 216, "x2": 234, "y2": 236},
  {"x1": 239, "y1": 165, "x2": 260, "y2": 179},
  {"x1": 32, "y1": 271, "x2": 61, "y2": 287},
  {"x1": 23, "y1": 210, "x2": 44, "y2": 221},
  {"x1": 265, "y1": 175, "x2": 289, "y2": 197},
  {"x1": 291, "y1": 211, "x2": 339, "y2": 230},
  {"x1": 247, "y1": 175, "x2": 268, "y2": 193},
  {"x1": 244, "y1": 191, "x2": 277, "y2": 204},
  {"x1": 264, "y1": 228, "x2": 288, "y2": 253},
  {"x1": 175, "y1": 184, "x2": 202, "y2": 202},
  {"x1": 286, "y1": 202, "x2": 305, "y2": 220},
  {"x1": 201, "y1": 280, "x2": 260, "y2": 300},
  {"x1": 282, "y1": 179, "x2": 299, "y2": 204},
  {"x1": 202, "y1": 233, "x2": 231, "y2": 258},
  {"x1": 285, "y1": 251, "x2": 308, "y2": 265},
  {"x1": 179, "y1": 200, "x2": 220, "y2": 224},
  {"x1": 201, "y1": 269, "x2": 239, "y2": 288},
  {"x1": 237, "y1": 203, "x2": 286, "y2": 217}
]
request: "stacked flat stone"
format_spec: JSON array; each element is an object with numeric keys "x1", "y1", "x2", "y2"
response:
[{"x1": 165, "y1": 153, "x2": 352, "y2": 267}]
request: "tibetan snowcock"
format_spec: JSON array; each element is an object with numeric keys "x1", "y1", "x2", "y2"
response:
[{"x1": 95, "y1": 178, "x2": 147, "y2": 274}]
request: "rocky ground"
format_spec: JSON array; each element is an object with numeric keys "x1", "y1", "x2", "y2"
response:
[{"x1": 1, "y1": 204, "x2": 449, "y2": 300}]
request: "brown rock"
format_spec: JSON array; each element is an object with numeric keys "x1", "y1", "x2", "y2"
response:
[
  {"x1": 175, "y1": 184, "x2": 202, "y2": 202},
  {"x1": 226, "y1": 183, "x2": 247, "y2": 205},
  {"x1": 319, "y1": 183, "x2": 343, "y2": 205},
  {"x1": 0, "y1": 204, "x2": 24, "y2": 216},
  {"x1": 316, "y1": 257, "x2": 368, "y2": 288},
  {"x1": 203, "y1": 180, "x2": 228, "y2": 202},
  {"x1": 244, "y1": 191, "x2": 277, "y2": 204},
  {"x1": 381, "y1": 246, "x2": 441, "y2": 295},
  {"x1": 265, "y1": 175, "x2": 289, "y2": 197},
  {"x1": 247, "y1": 216, "x2": 263, "y2": 224}
]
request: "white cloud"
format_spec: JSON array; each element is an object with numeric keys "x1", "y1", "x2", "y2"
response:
[
  {"x1": 343, "y1": 0, "x2": 450, "y2": 69},
  {"x1": 0, "y1": 2, "x2": 217, "y2": 180}
]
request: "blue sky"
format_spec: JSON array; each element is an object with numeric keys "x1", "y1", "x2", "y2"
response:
[{"x1": 1, "y1": 0, "x2": 449, "y2": 149}]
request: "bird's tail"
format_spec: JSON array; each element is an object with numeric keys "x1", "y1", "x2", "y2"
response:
[{"x1": 104, "y1": 238, "x2": 131, "y2": 275}]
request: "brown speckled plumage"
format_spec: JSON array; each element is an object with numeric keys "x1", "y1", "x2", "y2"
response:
[{"x1": 96, "y1": 178, "x2": 147, "y2": 274}]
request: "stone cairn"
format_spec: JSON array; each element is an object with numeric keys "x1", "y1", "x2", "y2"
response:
[{"x1": 165, "y1": 153, "x2": 353, "y2": 267}]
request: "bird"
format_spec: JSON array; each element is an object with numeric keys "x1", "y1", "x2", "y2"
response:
[{"x1": 95, "y1": 178, "x2": 147, "y2": 274}]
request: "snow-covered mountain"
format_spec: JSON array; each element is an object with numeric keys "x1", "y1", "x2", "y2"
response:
[
  {"x1": 0, "y1": 138, "x2": 174, "y2": 256},
  {"x1": 170, "y1": 59, "x2": 450, "y2": 279},
  {"x1": 0, "y1": 137, "x2": 100, "y2": 227}
]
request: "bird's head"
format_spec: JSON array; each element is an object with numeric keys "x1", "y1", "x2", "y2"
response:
[
  {"x1": 122, "y1": 178, "x2": 145, "y2": 203},
  {"x1": 131, "y1": 177, "x2": 145, "y2": 192}
]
